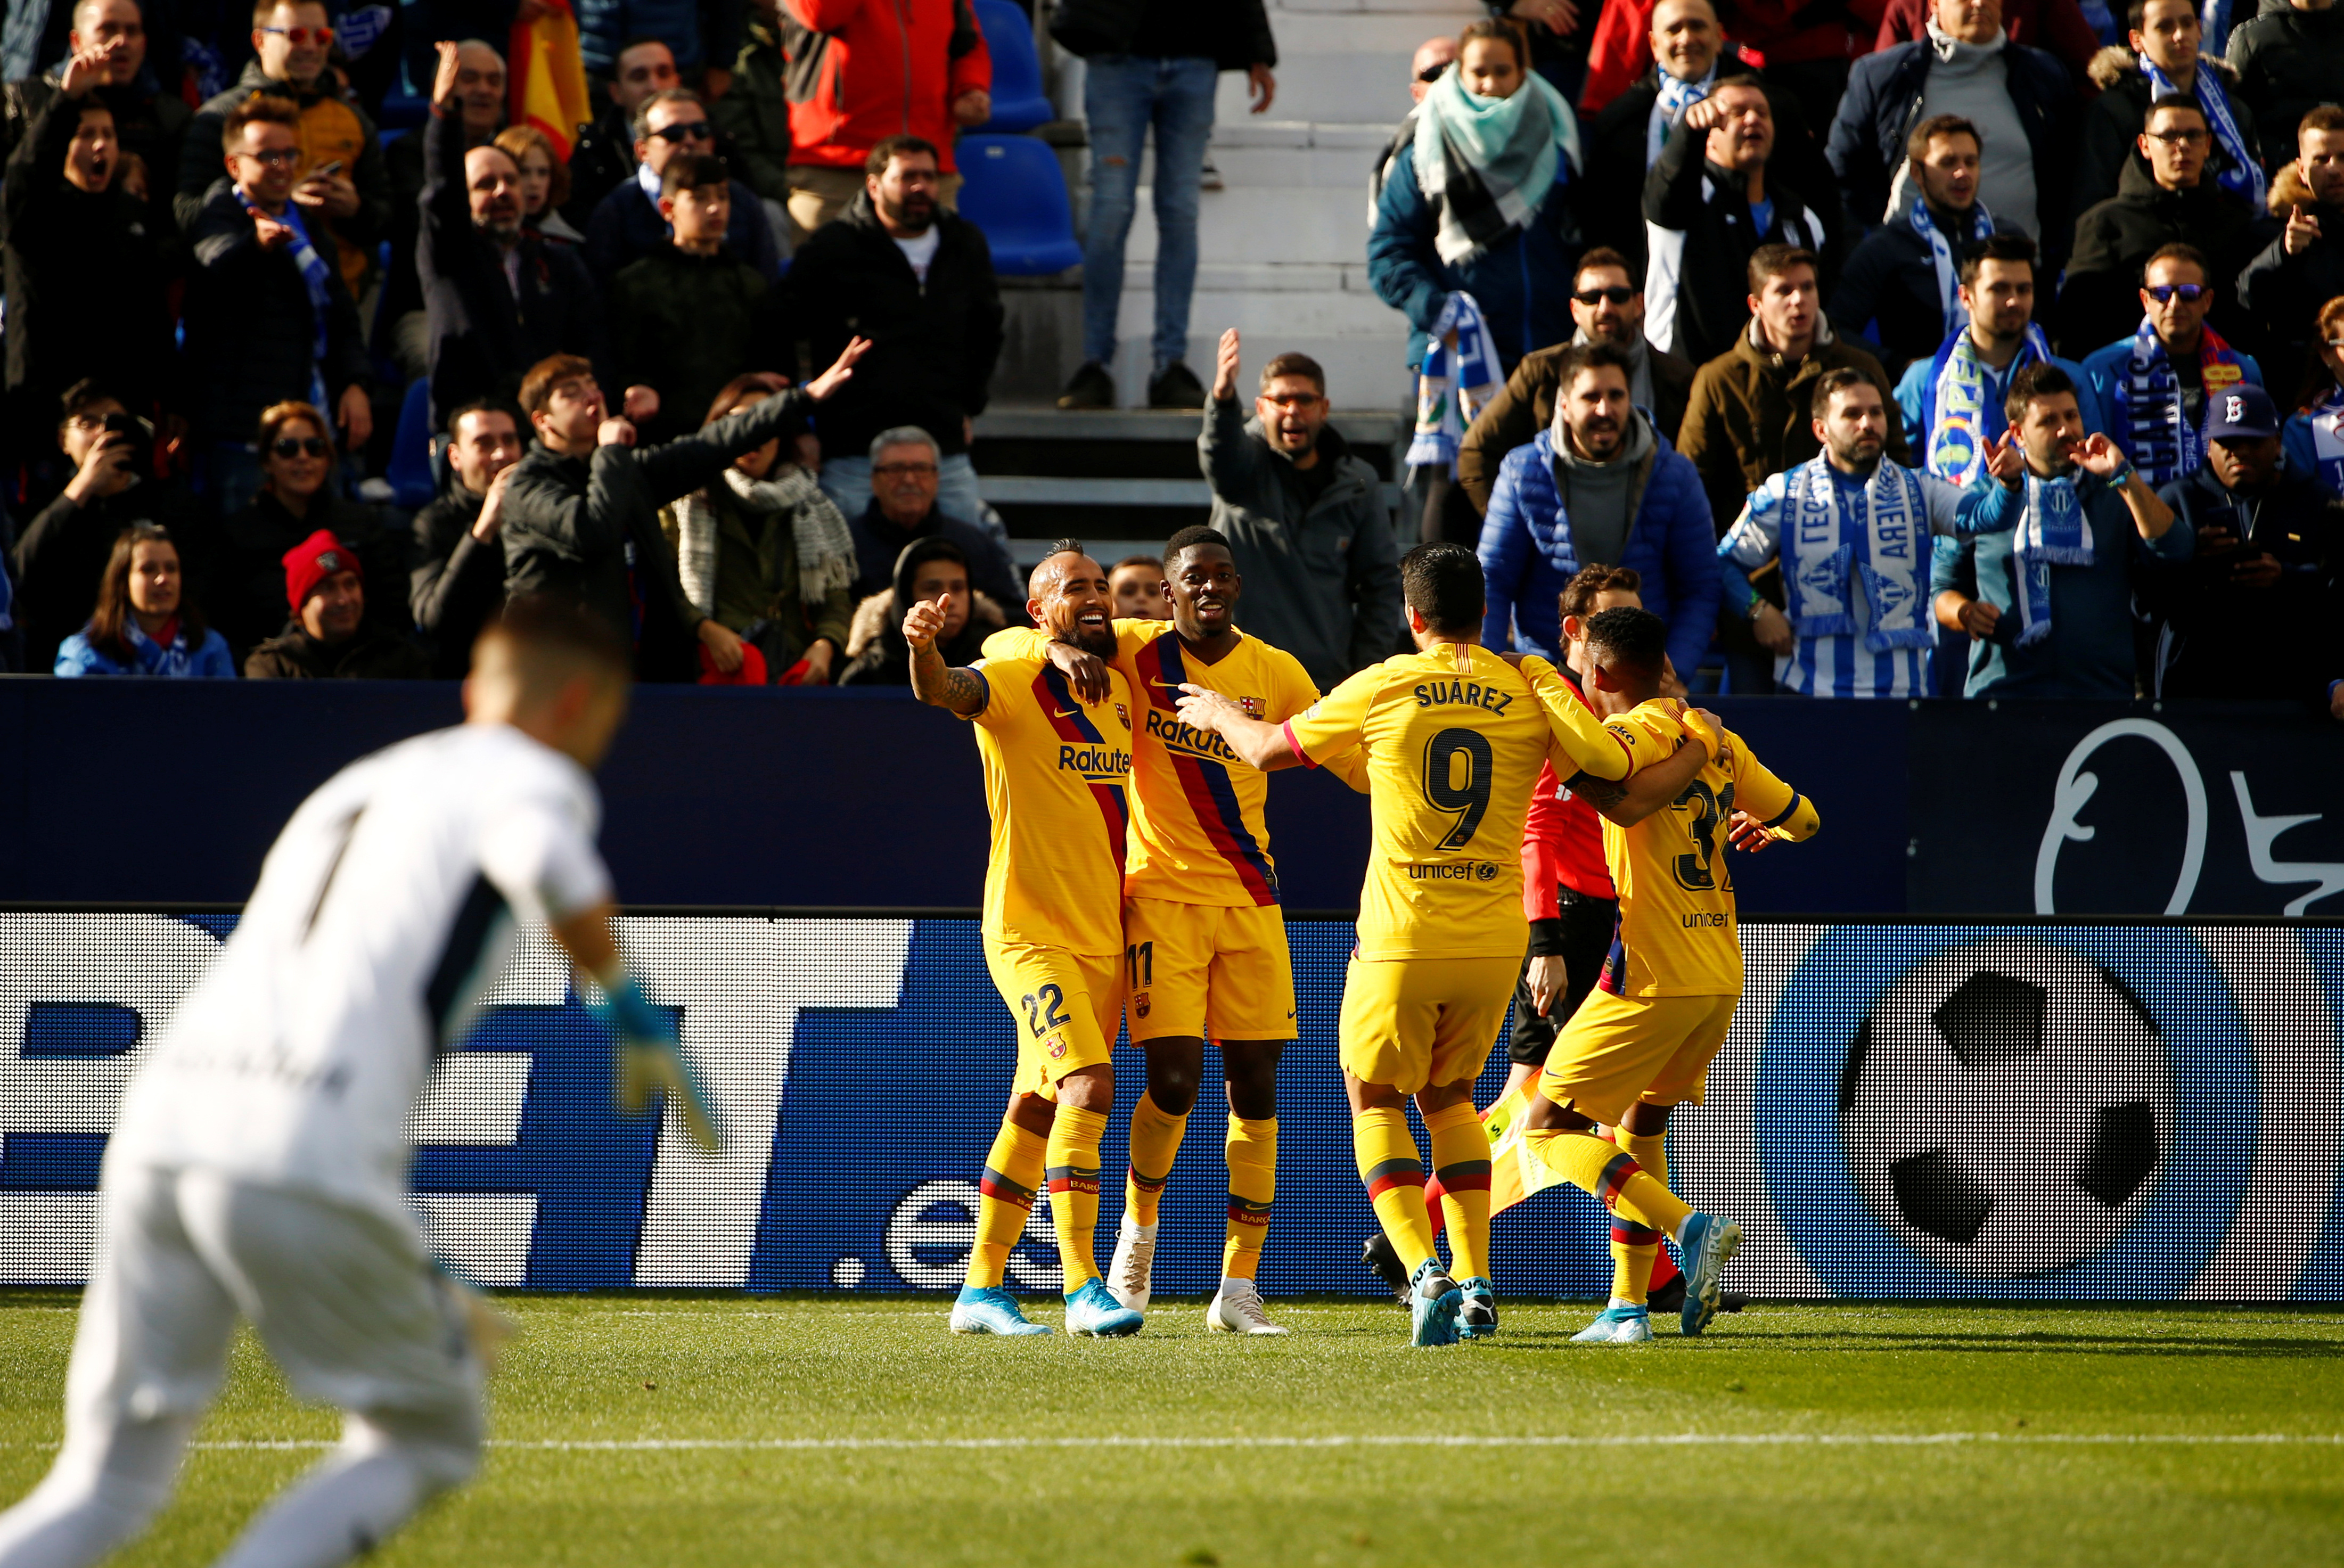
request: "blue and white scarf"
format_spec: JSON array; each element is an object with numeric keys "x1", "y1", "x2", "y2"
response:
[
  {"x1": 2199, "y1": 0, "x2": 2235, "y2": 64},
  {"x1": 1910, "y1": 199, "x2": 1994, "y2": 335},
  {"x1": 254, "y1": 190, "x2": 336, "y2": 412},
  {"x1": 2010, "y1": 472, "x2": 2094, "y2": 647},
  {"x1": 1776, "y1": 457, "x2": 1935, "y2": 653},
  {"x1": 2306, "y1": 386, "x2": 2344, "y2": 497},
  {"x1": 1646, "y1": 63, "x2": 1716, "y2": 169},
  {"x1": 2142, "y1": 56, "x2": 2265, "y2": 210},
  {"x1": 2121, "y1": 316, "x2": 2246, "y2": 485},
  {"x1": 1407, "y1": 290, "x2": 1501, "y2": 474},
  {"x1": 1920, "y1": 321, "x2": 2051, "y2": 483}
]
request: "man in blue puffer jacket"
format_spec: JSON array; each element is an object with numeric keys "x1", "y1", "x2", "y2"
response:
[{"x1": 1477, "y1": 340, "x2": 1719, "y2": 675}]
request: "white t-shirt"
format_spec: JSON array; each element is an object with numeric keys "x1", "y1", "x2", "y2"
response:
[
  {"x1": 108, "y1": 724, "x2": 612, "y2": 1225},
  {"x1": 893, "y1": 226, "x2": 941, "y2": 283}
]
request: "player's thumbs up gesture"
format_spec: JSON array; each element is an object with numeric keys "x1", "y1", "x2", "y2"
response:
[
  {"x1": 903, "y1": 592, "x2": 951, "y2": 650},
  {"x1": 1983, "y1": 425, "x2": 2026, "y2": 488}
]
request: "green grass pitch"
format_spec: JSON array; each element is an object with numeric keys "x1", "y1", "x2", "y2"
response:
[{"x1": 4, "y1": 1290, "x2": 2342, "y2": 1566}]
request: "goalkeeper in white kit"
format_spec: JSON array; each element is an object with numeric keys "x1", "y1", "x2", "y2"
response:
[{"x1": 0, "y1": 598, "x2": 717, "y2": 1568}]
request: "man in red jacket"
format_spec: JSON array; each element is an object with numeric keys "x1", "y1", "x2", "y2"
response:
[{"x1": 776, "y1": 0, "x2": 993, "y2": 243}]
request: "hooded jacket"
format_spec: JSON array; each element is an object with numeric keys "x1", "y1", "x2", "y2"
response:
[
  {"x1": 837, "y1": 536, "x2": 1009, "y2": 685},
  {"x1": 1199, "y1": 396, "x2": 1402, "y2": 689},
  {"x1": 1455, "y1": 333, "x2": 1698, "y2": 513},
  {"x1": 784, "y1": 190, "x2": 1004, "y2": 459},
  {"x1": 2056, "y1": 151, "x2": 2266, "y2": 359},
  {"x1": 2227, "y1": 1, "x2": 2344, "y2": 169},
  {"x1": 1674, "y1": 320, "x2": 1908, "y2": 535},
  {"x1": 2075, "y1": 46, "x2": 2260, "y2": 219},
  {"x1": 1477, "y1": 412, "x2": 1720, "y2": 676},
  {"x1": 775, "y1": 0, "x2": 991, "y2": 173}
]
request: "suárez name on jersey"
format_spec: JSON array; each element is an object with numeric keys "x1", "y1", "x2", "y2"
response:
[
  {"x1": 1142, "y1": 708, "x2": 1241, "y2": 763},
  {"x1": 1057, "y1": 743, "x2": 1133, "y2": 777},
  {"x1": 1412, "y1": 678, "x2": 1513, "y2": 715}
]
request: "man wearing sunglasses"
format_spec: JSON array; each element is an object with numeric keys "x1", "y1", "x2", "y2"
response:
[
  {"x1": 2058, "y1": 96, "x2": 2262, "y2": 358},
  {"x1": 582, "y1": 87, "x2": 782, "y2": 288},
  {"x1": 177, "y1": 1, "x2": 390, "y2": 307},
  {"x1": 2078, "y1": 242, "x2": 2264, "y2": 489}
]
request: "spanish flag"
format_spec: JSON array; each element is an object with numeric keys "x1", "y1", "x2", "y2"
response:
[{"x1": 510, "y1": 0, "x2": 593, "y2": 159}]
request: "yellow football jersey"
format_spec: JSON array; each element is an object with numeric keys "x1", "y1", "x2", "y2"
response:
[
  {"x1": 962, "y1": 651, "x2": 1136, "y2": 957},
  {"x1": 1597, "y1": 701, "x2": 1821, "y2": 998},
  {"x1": 985, "y1": 621, "x2": 1321, "y2": 907},
  {"x1": 1282, "y1": 642, "x2": 1639, "y2": 960}
]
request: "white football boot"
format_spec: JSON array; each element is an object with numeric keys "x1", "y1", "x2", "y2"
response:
[
  {"x1": 1205, "y1": 1279, "x2": 1290, "y2": 1335},
  {"x1": 1107, "y1": 1217, "x2": 1158, "y2": 1312}
]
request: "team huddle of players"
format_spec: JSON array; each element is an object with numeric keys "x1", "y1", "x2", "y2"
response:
[{"x1": 905, "y1": 504, "x2": 1819, "y2": 1346}]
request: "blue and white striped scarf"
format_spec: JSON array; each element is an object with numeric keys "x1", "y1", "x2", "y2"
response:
[
  {"x1": 1407, "y1": 290, "x2": 1500, "y2": 474},
  {"x1": 1646, "y1": 63, "x2": 1715, "y2": 169},
  {"x1": 2010, "y1": 471, "x2": 2093, "y2": 647},
  {"x1": 1774, "y1": 457, "x2": 1934, "y2": 653},
  {"x1": 1921, "y1": 322, "x2": 2051, "y2": 483},
  {"x1": 252, "y1": 190, "x2": 335, "y2": 412},
  {"x1": 2307, "y1": 386, "x2": 2344, "y2": 497},
  {"x1": 1909, "y1": 199, "x2": 1994, "y2": 335},
  {"x1": 2141, "y1": 56, "x2": 2265, "y2": 210}
]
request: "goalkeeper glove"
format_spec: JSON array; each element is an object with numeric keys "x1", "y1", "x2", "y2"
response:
[{"x1": 588, "y1": 972, "x2": 721, "y2": 1153}]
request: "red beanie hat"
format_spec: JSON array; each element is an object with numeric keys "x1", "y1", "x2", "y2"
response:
[{"x1": 283, "y1": 529, "x2": 362, "y2": 612}]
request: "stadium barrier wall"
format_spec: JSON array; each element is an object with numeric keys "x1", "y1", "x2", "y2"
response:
[{"x1": 4, "y1": 910, "x2": 2340, "y2": 1301}]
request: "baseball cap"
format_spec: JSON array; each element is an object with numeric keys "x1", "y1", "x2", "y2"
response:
[
  {"x1": 2203, "y1": 383, "x2": 2280, "y2": 442},
  {"x1": 282, "y1": 528, "x2": 362, "y2": 611}
]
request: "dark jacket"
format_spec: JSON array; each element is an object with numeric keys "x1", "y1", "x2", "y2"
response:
[
  {"x1": 1873, "y1": 0, "x2": 2102, "y2": 76},
  {"x1": 175, "y1": 59, "x2": 390, "y2": 295},
  {"x1": 9, "y1": 480, "x2": 202, "y2": 671},
  {"x1": 2075, "y1": 47, "x2": 2261, "y2": 220},
  {"x1": 1827, "y1": 204, "x2": 2013, "y2": 377},
  {"x1": 1824, "y1": 36, "x2": 2072, "y2": 255},
  {"x1": 1456, "y1": 336, "x2": 1698, "y2": 513},
  {"x1": 0, "y1": 68, "x2": 191, "y2": 241},
  {"x1": 216, "y1": 490, "x2": 413, "y2": 659},
  {"x1": 2150, "y1": 457, "x2": 2338, "y2": 703},
  {"x1": 2227, "y1": 2, "x2": 2344, "y2": 169},
  {"x1": 1367, "y1": 141, "x2": 1578, "y2": 372},
  {"x1": 409, "y1": 482, "x2": 507, "y2": 679},
  {"x1": 1581, "y1": 65, "x2": 1839, "y2": 278},
  {"x1": 1200, "y1": 396, "x2": 1401, "y2": 689},
  {"x1": 243, "y1": 619, "x2": 431, "y2": 679},
  {"x1": 1675, "y1": 322, "x2": 1908, "y2": 534},
  {"x1": 183, "y1": 180, "x2": 371, "y2": 443},
  {"x1": 611, "y1": 245, "x2": 791, "y2": 447},
  {"x1": 657, "y1": 473, "x2": 858, "y2": 667},
  {"x1": 419, "y1": 109, "x2": 609, "y2": 430},
  {"x1": 577, "y1": 0, "x2": 741, "y2": 73},
  {"x1": 784, "y1": 191, "x2": 1004, "y2": 461},
  {"x1": 1, "y1": 88, "x2": 174, "y2": 417},
  {"x1": 1049, "y1": 0, "x2": 1277, "y2": 70},
  {"x1": 583, "y1": 175, "x2": 782, "y2": 288},
  {"x1": 2238, "y1": 166, "x2": 2344, "y2": 376},
  {"x1": 712, "y1": 14, "x2": 792, "y2": 207},
  {"x1": 497, "y1": 389, "x2": 817, "y2": 668},
  {"x1": 836, "y1": 536, "x2": 1009, "y2": 685},
  {"x1": 561, "y1": 104, "x2": 634, "y2": 234},
  {"x1": 846, "y1": 497, "x2": 1019, "y2": 606},
  {"x1": 2057, "y1": 152, "x2": 2267, "y2": 359},
  {"x1": 1642, "y1": 125, "x2": 1830, "y2": 367}
]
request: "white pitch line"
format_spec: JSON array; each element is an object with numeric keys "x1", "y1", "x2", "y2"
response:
[{"x1": 114, "y1": 1432, "x2": 2344, "y2": 1454}]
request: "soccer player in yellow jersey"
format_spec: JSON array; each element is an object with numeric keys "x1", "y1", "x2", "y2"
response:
[
  {"x1": 1177, "y1": 543, "x2": 1711, "y2": 1346},
  {"x1": 1523, "y1": 605, "x2": 1821, "y2": 1344},
  {"x1": 906, "y1": 541, "x2": 1146, "y2": 1338},
  {"x1": 986, "y1": 526, "x2": 1322, "y2": 1335}
]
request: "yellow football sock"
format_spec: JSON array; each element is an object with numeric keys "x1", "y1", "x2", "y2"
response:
[
  {"x1": 1425, "y1": 1101, "x2": 1491, "y2": 1284},
  {"x1": 1523, "y1": 1124, "x2": 1691, "y2": 1241},
  {"x1": 1047, "y1": 1104, "x2": 1109, "y2": 1292},
  {"x1": 1353, "y1": 1105, "x2": 1439, "y2": 1276},
  {"x1": 1123, "y1": 1090, "x2": 1188, "y2": 1230},
  {"x1": 969, "y1": 1118, "x2": 1046, "y2": 1290},
  {"x1": 1608, "y1": 1129, "x2": 1668, "y2": 1307},
  {"x1": 1223, "y1": 1115, "x2": 1276, "y2": 1282}
]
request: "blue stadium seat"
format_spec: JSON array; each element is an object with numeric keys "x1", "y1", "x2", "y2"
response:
[
  {"x1": 955, "y1": 134, "x2": 1082, "y2": 276},
  {"x1": 974, "y1": 0, "x2": 1053, "y2": 133},
  {"x1": 386, "y1": 379, "x2": 438, "y2": 508}
]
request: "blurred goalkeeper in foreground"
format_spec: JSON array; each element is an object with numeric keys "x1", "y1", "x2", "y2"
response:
[{"x1": 0, "y1": 597, "x2": 716, "y2": 1568}]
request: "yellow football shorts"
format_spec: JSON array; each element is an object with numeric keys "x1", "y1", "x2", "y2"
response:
[
  {"x1": 1121, "y1": 897, "x2": 1297, "y2": 1044},
  {"x1": 1337, "y1": 954, "x2": 1519, "y2": 1095},
  {"x1": 1544, "y1": 988, "x2": 1740, "y2": 1124},
  {"x1": 983, "y1": 940, "x2": 1121, "y2": 1097}
]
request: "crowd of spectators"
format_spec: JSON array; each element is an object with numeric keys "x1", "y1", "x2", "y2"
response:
[{"x1": 0, "y1": 0, "x2": 2330, "y2": 721}]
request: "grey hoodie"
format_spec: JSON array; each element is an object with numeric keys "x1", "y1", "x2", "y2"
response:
[{"x1": 1547, "y1": 404, "x2": 1657, "y2": 568}]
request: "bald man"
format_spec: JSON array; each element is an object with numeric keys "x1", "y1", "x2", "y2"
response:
[{"x1": 1373, "y1": 36, "x2": 1464, "y2": 208}]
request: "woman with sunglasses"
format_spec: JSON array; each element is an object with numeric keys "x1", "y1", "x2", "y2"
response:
[
  {"x1": 2282, "y1": 295, "x2": 2344, "y2": 500},
  {"x1": 215, "y1": 401, "x2": 414, "y2": 659},
  {"x1": 53, "y1": 525, "x2": 234, "y2": 678}
]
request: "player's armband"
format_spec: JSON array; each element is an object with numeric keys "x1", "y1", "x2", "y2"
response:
[{"x1": 1759, "y1": 790, "x2": 1821, "y2": 843}]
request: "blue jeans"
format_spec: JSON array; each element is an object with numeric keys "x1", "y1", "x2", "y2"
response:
[{"x1": 1080, "y1": 55, "x2": 1218, "y2": 371}]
